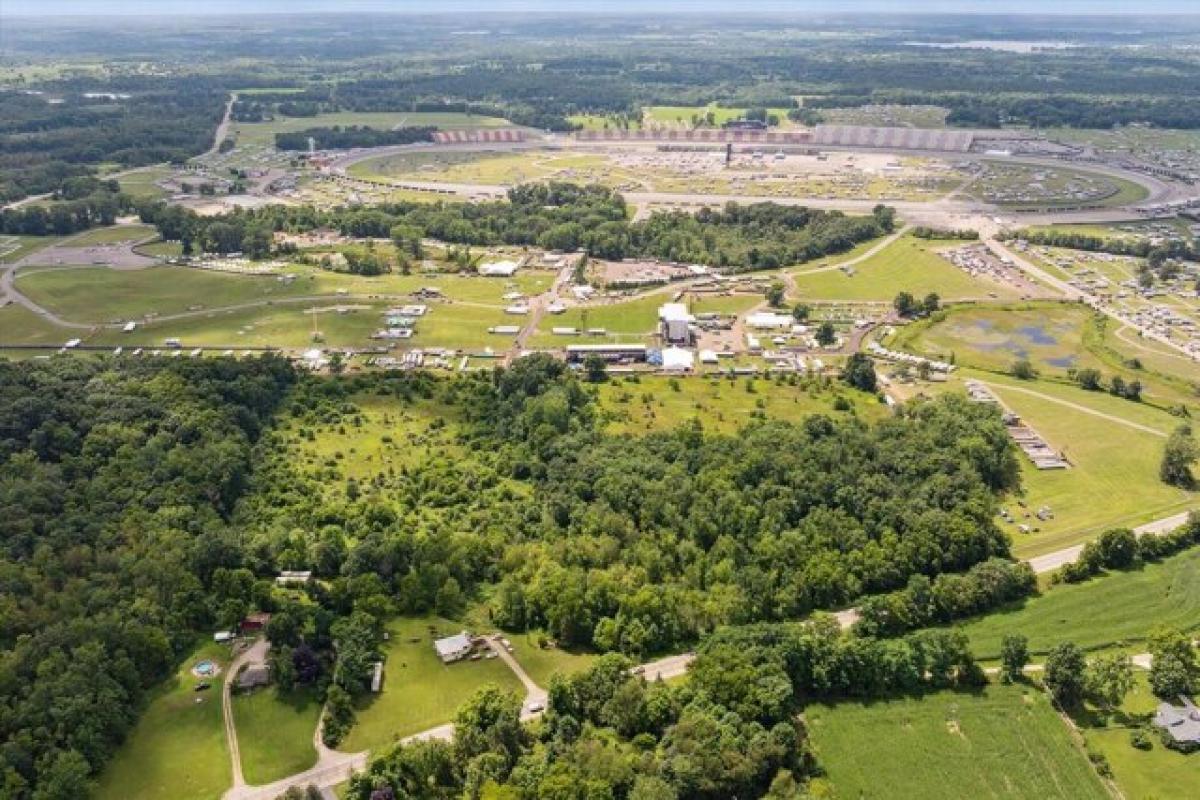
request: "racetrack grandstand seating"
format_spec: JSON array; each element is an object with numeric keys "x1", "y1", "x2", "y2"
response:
[
  {"x1": 433, "y1": 129, "x2": 527, "y2": 144},
  {"x1": 811, "y1": 125, "x2": 974, "y2": 152}
]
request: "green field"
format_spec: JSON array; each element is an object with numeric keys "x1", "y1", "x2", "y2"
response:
[
  {"x1": 1073, "y1": 673, "x2": 1200, "y2": 800},
  {"x1": 504, "y1": 631, "x2": 598, "y2": 687},
  {"x1": 964, "y1": 373, "x2": 1195, "y2": 557},
  {"x1": 643, "y1": 104, "x2": 797, "y2": 128},
  {"x1": 66, "y1": 224, "x2": 158, "y2": 246},
  {"x1": 687, "y1": 293, "x2": 763, "y2": 316},
  {"x1": 594, "y1": 375, "x2": 888, "y2": 435},
  {"x1": 116, "y1": 166, "x2": 175, "y2": 200},
  {"x1": 806, "y1": 682, "x2": 1108, "y2": 800},
  {"x1": 349, "y1": 150, "x2": 640, "y2": 188},
  {"x1": 94, "y1": 640, "x2": 231, "y2": 800},
  {"x1": 340, "y1": 616, "x2": 523, "y2": 754},
  {"x1": 530, "y1": 293, "x2": 665, "y2": 347},
  {"x1": 956, "y1": 545, "x2": 1200, "y2": 659},
  {"x1": 231, "y1": 687, "x2": 321, "y2": 785},
  {"x1": 790, "y1": 235, "x2": 1024, "y2": 302},
  {"x1": 0, "y1": 304, "x2": 78, "y2": 346}
]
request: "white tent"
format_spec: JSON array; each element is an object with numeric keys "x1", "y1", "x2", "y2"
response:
[{"x1": 661, "y1": 347, "x2": 695, "y2": 372}]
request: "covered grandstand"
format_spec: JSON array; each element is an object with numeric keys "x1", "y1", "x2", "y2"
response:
[
  {"x1": 433, "y1": 129, "x2": 527, "y2": 144},
  {"x1": 811, "y1": 125, "x2": 975, "y2": 152}
]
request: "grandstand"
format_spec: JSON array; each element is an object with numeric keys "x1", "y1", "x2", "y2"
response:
[
  {"x1": 575, "y1": 129, "x2": 814, "y2": 145},
  {"x1": 812, "y1": 125, "x2": 975, "y2": 152},
  {"x1": 433, "y1": 129, "x2": 527, "y2": 144}
]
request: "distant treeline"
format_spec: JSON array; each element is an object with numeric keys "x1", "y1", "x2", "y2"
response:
[
  {"x1": 0, "y1": 180, "x2": 137, "y2": 236},
  {"x1": 912, "y1": 226, "x2": 980, "y2": 241},
  {"x1": 274, "y1": 125, "x2": 436, "y2": 151},
  {"x1": 0, "y1": 80, "x2": 226, "y2": 203},
  {"x1": 141, "y1": 182, "x2": 895, "y2": 272},
  {"x1": 1007, "y1": 228, "x2": 1198, "y2": 262}
]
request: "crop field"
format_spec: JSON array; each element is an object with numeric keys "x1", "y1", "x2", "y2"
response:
[
  {"x1": 805, "y1": 682, "x2": 1108, "y2": 800},
  {"x1": 594, "y1": 374, "x2": 889, "y2": 435},
  {"x1": 956, "y1": 545, "x2": 1200, "y2": 659},
  {"x1": 974, "y1": 373, "x2": 1194, "y2": 556},
  {"x1": 340, "y1": 616, "x2": 523, "y2": 754},
  {"x1": 790, "y1": 235, "x2": 1024, "y2": 302},
  {"x1": 231, "y1": 111, "x2": 512, "y2": 147},
  {"x1": 231, "y1": 687, "x2": 321, "y2": 785},
  {"x1": 94, "y1": 640, "x2": 231, "y2": 800},
  {"x1": 1073, "y1": 673, "x2": 1200, "y2": 800}
]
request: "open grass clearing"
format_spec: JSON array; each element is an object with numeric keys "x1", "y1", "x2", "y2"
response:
[
  {"x1": 978, "y1": 373, "x2": 1195, "y2": 557},
  {"x1": 66, "y1": 224, "x2": 158, "y2": 246},
  {"x1": 0, "y1": 303, "x2": 78, "y2": 346},
  {"x1": 504, "y1": 630, "x2": 599, "y2": 687},
  {"x1": 805, "y1": 682, "x2": 1108, "y2": 800},
  {"x1": 594, "y1": 374, "x2": 889, "y2": 435},
  {"x1": 536, "y1": 293, "x2": 665, "y2": 339},
  {"x1": 116, "y1": 166, "x2": 175, "y2": 200},
  {"x1": 231, "y1": 686, "x2": 321, "y2": 785},
  {"x1": 94, "y1": 639, "x2": 232, "y2": 800},
  {"x1": 790, "y1": 235, "x2": 1024, "y2": 303},
  {"x1": 956, "y1": 545, "x2": 1200, "y2": 660},
  {"x1": 340, "y1": 616, "x2": 523, "y2": 754}
]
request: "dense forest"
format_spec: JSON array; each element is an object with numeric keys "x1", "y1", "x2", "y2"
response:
[
  {"x1": 0, "y1": 81, "x2": 226, "y2": 203},
  {"x1": 0, "y1": 356, "x2": 296, "y2": 798},
  {"x1": 274, "y1": 125, "x2": 436, "y2": 151},
  {"x1": 142, "y1": 183, "x2": 895, "y2": 271}
]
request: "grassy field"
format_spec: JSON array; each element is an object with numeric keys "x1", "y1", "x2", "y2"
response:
[
  {"x1": 956, "y1": 545, "x2": 1200, "y2": 659},
  {"x1": 805, "y1": 682, "x2": 1108, "y2": 800},
  {"x1": 231, "y1": 687, "x2": 321, "y2": 785},
  {"x1": 349, "y1": 150, "x2": 640, "y2": 188},
  {"x1": 504, "y1": 630, "x2": 599, "y2": 687},
  {"x1": 67, "y1": 224, "x2": 158, "y2": 246},
  {"x1": 1073, "y1": 673, "x2": 1200, "y2": 800},
  {"x1": 116, "y1": 166, "x2": 175, "y2": 200},
  {"x1": 232, "y1": 111, "x2": 510, "y2": 147},
  {"x1": 968, "y1": 373, "x2": 1194, "y2": 557},
  {"x1": 790, "y1": 235, "x2": 1024, "y2": 302},
  {"x1": 530, "y1": 293, "x2": 665, "y2": 346},
  {"x1": 340, "y1": 616, "x2": 523, "y2": 754},
  {"x1": 94, "y1": 640, "x2": 231, "y2": 800},
  {"x1": 594, "y1": 374, "x2": 889, "y2": 435},
  {"x1": 135, "y1": 239, "x2": 185, "y2": 259},
  {"x1": 16, "y1": 266, "x2": 316, "y2": 323},
  {"x1": 687, "y1": 293, "x2": 763, "y2": 316},
  {"x1": 0, "y1": 304, "x2": 78, "y2": 346},
  {"x1": 643, "y1": 104, "x2": 797, "y2": 128}
]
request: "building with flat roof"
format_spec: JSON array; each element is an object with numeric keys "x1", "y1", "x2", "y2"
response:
[
  {"x1": 434, "y1": 632, "x2": 473, "y2": 663},
  {"x1": 1154, "y1": 696, "x2": 1200, "y2": 749},
  {"x1": 659, "y1": 303, "x2": 694, "y2": 344}
]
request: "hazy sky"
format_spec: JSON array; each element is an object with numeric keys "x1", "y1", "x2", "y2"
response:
[{"x1": 5, "y1": 0, "x2": 1200, "y2": 16}]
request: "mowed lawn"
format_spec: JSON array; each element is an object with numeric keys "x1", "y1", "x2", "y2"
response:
[
  {"x1": 594, "y1": 375, "x2": 889, "y2": 435},
  {"x1": 805, "y1": 683, "x2": 1109, "y2": 800},
  {"x1": 1073, "y1": 673, "x2": 1200, "y2": 800},
  {"x1": 339, "y1": 617, "x2": 523, "y2": 754},
  {"x1": 231, "y1": 687, "x2": 321, "y2": 785},
  {"x1": 504, "y1": 630, "x2": 598, "y2": 687},
  {"x1": 790, "y1": 235, "x2": 1023, "y2": 302},
  {"x1": 531, "y1": 294, "x2": 664, "y2": 347},
  {"x1": 16, "y1": 266, "x2": 316, "y2": 323},
  {"x1": 956, "y1": 546, "x2": 1200, "y2": 660},
  {"x1": 979, "y1": 374, "x2": 1196, "y2": 557},
  {"x1": 0, "y1": 234, "x2": 64, "y2": 264},
  {"x1": 67, "y1": 224, "x2": 158, "y2": 246},
  {"x1": 94, "y1": 641, "x2": 231, "y2": 800},
  {"x1": 0, "y1": 304, "x2": 75, "y2": 346}
]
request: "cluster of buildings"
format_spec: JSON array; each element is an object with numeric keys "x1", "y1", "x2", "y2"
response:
[
  {"x1": 965, "y1": 380, "x2": 1069, "y2": 470},
  {"x1": 866, "y1": 341, "x2": 954, "y2": 375},
  {"x1": 373, "y1": 304, "x2": 427, "y2": 341}
]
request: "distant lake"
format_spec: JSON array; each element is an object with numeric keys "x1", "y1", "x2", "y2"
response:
[{"x1": 904, "y1": 40, "x2": 1080, "y2": 53}]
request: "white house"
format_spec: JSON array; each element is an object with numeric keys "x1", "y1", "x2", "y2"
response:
[{"x1": 434, "y1": 631, "x2": 473, "y2": 663}]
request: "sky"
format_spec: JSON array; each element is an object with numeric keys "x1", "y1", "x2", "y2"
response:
[{"x1": 5, "y1": 0, "x2": 1200, "y2": 16}]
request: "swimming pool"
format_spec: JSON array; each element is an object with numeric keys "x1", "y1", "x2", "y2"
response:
[{"x1": 195, "y1": 660, "x2": 215, "y2": 676}]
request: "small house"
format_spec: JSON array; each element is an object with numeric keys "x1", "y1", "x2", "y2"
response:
[
  {"x1": 1154, "y1": 696, "x2": 1200, "y2": 750},
  {"x1": 237, "y1": 663, "x2": 271, "y2": 690}
]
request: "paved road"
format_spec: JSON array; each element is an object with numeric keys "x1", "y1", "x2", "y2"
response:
[
  {"x1": 1027, "y1": 510, "x2": 1195, "y2": 574},
  {"x1": 208, "y1": 93, "x2": 238, "y2": 158}
]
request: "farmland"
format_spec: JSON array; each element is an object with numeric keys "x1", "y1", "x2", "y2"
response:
[{"x1": 805, "y1": 682, "x2": 1109, "y2": 800}]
